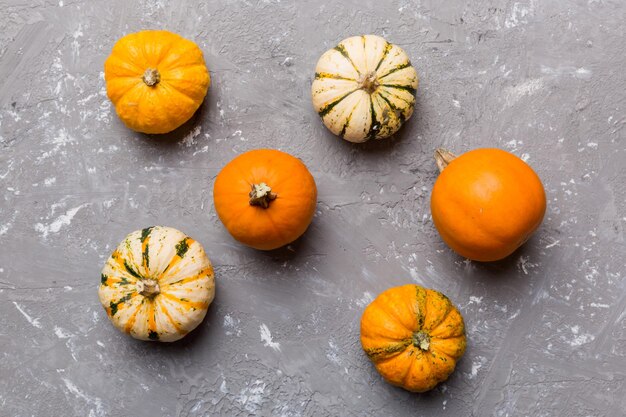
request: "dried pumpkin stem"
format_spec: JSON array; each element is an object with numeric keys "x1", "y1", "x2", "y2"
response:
[
  {"x1": 249, "y1": 183, "x2": 277, "y2": 208},
  {"x1": 413, "y1": 330, "x2": 430, "y2": 351},
  {"x1": 359, "y1": 71, "x2": 379, "y2": 94},
  {"x1": 142, "y1": 68, "x2": 161, "y2": 87},
  {"x1": 137, "y1": 278, "x2": 160, "y2": 297},
  {"x1": 434, "y1": 148, "x2": 457, "y2": 173}
]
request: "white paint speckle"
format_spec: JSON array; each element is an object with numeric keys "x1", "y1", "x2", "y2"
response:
[
  {"x1": 54, "y1": 326, "x2": 72, "y2": 339},
  {"x1": 504, "y1": 78, "x2": 543, "y2": 106},
  {"x1": 468, "y1": 356, "x2": 487, "y2": 379},
  {"x1": 354, "y1": 291, "x2": 374, "y2": 308},
  {"x1": 35, "y1": 203, "x2": 89, "y2": 239},
  {"x1": 326, "y1": 338, "x2": 341, "y2": 365},
  {"x1": 61, "y1": 378, "x2": 104, "y2": 416},
  {"x1": 236, "y1": 380, "x2": 266, "y2": 413},
  {"x1": 259, "y1": 324, "x2": 281, "y2": 351},
  {"x1": 469, "y1": 296, "x2": 483, "y2": 305},
  {"x1": 505, "y1": 2, "x2": 535, "y2": 28},
  {"x1": 223, "y1": 314, "x2": 242, "y2": 337},
  {"x1": 181, "y1": 125, "x2": 202, "y2": 147},
  {"x1": 12, "y1": 302, "x2": 42, "y2": 329}
]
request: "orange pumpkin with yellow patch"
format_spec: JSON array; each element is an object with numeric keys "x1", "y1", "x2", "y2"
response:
[{"x1": 360, "y1": 284, "x2": 466, "y2": 392}]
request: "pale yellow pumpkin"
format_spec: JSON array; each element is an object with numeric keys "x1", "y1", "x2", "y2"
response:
[
  {"x1": 311, "y1": 34, "x2": 419, "y2": 142},
  {"x1": 98, "y1": 226, "x2": 215, "y2": 342}
]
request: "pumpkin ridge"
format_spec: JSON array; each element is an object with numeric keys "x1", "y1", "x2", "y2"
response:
[
  {"x1": 157, "y1": 297, "x2": 186, "y2": 334},
  {"x1": 377, "y1": 62, "x2": 411, "y2": 80},
  {"x1": 109, "y1": 291, "x2": 138, "y2": 316},
  {"x1": 315, "y1": 72, "x2": 356, "y2": 81},
  {"x1": 374, "y1": 41, "x2": 392, "y2": 72},
  {"x1": 318, "y1": 89, "x2": 359, "y2": 118},
  {"x1": 339, "y1": 99, "x2": 361, "y2": 139},
  {"x1": 160, "y1": 292, "x2": 209, "y2": 311},
  {"x1": 400, "y1": 348, "x2": 420, "y2": 387},
  {"x1": 154, "y1": 34, "x2": 180, "y2": 67},
  {"x1": 161, "y1": 266, "x2": 212, "y2": 288},
  {"x1": 123, "y1": 259, "x2": 143, "y2": 279},
  {"x1": 123, "y1": 302, "x2": 142, "y2": 333},
  {"x1": 378, "y1": 88, "x2": 413, "y2": 107},
  {"x1": 104, "y1": 77, "x2": 145, "y2": 103},
  {"x1": 432, "y1": 336, "x2": 465, "y2": 361},
  {"x1": 334, "y1": 44, "x2": 362, "y2": 76},
  {"x1": 140, "y1": 226, "x2": 154, "y2": 274},
  {"x1": 263, "y1": 208, "x2": 290, "y2": 244},
  {"x1": 372, "y1": 296, "x2": 416, "y2": 334},
  {"x1": 158, "y1": 81, "x2": 198, "y2": 104},
  {"x1": 157, "y1": 42, "x2": 204, "y2": 70},
  {"x1": 364, "y1": 340, "x2": 411, "y2": 361},
  {"x1": 377, "y1": 88, "x2": 412, "y2": 111},
  {"x1": 367, "y1": 95, "x2": 379, "y2": 139},
  {"x1": 414, "y1": 285, "x2": 427, "y2": 330},
  {"x1": 381, "y1": 84, "x2": 417, "y2": 96},
  {"x1": 161, "y1": 237, "x2": 194, "y2": 275},
  {"x1": 146, "y1": 300, "x2": 157, "y2": 340},
  {"x1": 424, "y1": 290, "x2": 453, "y2": 331},
  {"x1": 109, "y1": 250, "x2": 139, "y2": 281},
  {"x1": 376, "y1": 92, "x2": 407, "y2": 125}
]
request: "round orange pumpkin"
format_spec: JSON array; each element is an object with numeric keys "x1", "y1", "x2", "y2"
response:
[
  {"x1": 360, "y1": 284, "x2": 466, "y2": 392},
  {"x1": 430, "y1": 148, "x2": 546, "y2": 262},
  {"x1": 213, "y1": 149, "x2": 317, "y2": 250},
  {"x1": 104, "y1": 30, "x2": 210, "y2": 134}
]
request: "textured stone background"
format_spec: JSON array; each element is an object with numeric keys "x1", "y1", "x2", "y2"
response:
[{"x1": 1, "y1": 0, "x2": 625, "y2": 416}]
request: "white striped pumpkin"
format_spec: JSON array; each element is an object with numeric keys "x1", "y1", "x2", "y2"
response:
[
  {"x1": 311, "y1": 35, "x2": 419, "y2": 142},
  {"x1": 98, "y1": 226, "x2": 215, "y2": 342}
]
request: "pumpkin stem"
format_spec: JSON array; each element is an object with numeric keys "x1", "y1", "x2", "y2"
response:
[
  {"x1": 137, "y1": 278, "x2": 160, "y2": 297},
  {"x1": 249, "y1": 183, "x2": 277, "y2": 208},
  {"x1": 359, "y1": 71, "x2": 379, "y2": 94},
  {"x1": 142, "y1": 68, "x2": 161, "y2": 87},
  {"x1": 413, "y1": 331, "x2": 430, "y2": 351},
  {"x1": 434, "y1": 148, "x2": 457, "y2": 172}
]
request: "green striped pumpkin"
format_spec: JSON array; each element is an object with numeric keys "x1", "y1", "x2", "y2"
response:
[
  {"x1": 98, "y1": 226, "x2": 215, "y2": 342},
  {"x1": 311, "y1": 35, "x2": 418, "y2": 142}
]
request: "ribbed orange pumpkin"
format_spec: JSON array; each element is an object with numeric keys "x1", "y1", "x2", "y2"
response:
[
  {"x1": 431, "y1": 148, "x2": 546, "y2": 262},
  {"x1": 213, "y1": 149, "x2": 317, "y2": 250},
  {"x1": 360, "y1": 284, "x2": 466, "y2": 392},
  {"x1": 104, "y1": 30, "x2": 210, "y2": 134}
]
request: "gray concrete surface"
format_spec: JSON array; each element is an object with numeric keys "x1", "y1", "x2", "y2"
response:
[{"x1": 1, "y1": 0, "x2": 625, "y2": 416}]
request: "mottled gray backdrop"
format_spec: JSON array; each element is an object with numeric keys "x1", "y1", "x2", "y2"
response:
[{"x1": 1, "y1": 0, "x2": 625, "y2": 416}]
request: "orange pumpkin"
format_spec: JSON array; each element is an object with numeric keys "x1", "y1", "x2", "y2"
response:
[
  {"x1": 104, "y1": 30, "x2": 210, "y2": 134},
  {"x1": 360, "y1": 284, "x2": 466, "y2": 392},
  {"x1": 213, "y1": 149, "x2": 317, "y2": 250},
  {"x1": 430, "y1": 148, "x2": 546, "y2": 262}
]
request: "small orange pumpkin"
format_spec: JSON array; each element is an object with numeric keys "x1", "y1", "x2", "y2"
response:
[
  {"x1": 104, "y1": 30, "x2": 210, "y2": 134},
  {"x1": 213, "y1": 149, "x2": 317, "y2": 250},
  {"x1": 360, "y1": 284, "x2": 466, "y2": 392},
  {"x1": 430, "y1": 148, "x2": 546, "y2": 262}
]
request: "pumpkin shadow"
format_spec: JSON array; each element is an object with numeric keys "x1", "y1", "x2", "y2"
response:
[
  {"x1": 456, "y1": 235, "x2": 542, "y2": 287},
  {"x1": 236, "y1": 215, "x2": 322, "y2": 263},
  {"x1": 133, "y1": 101, "x2": 208, "y2": 147}
]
